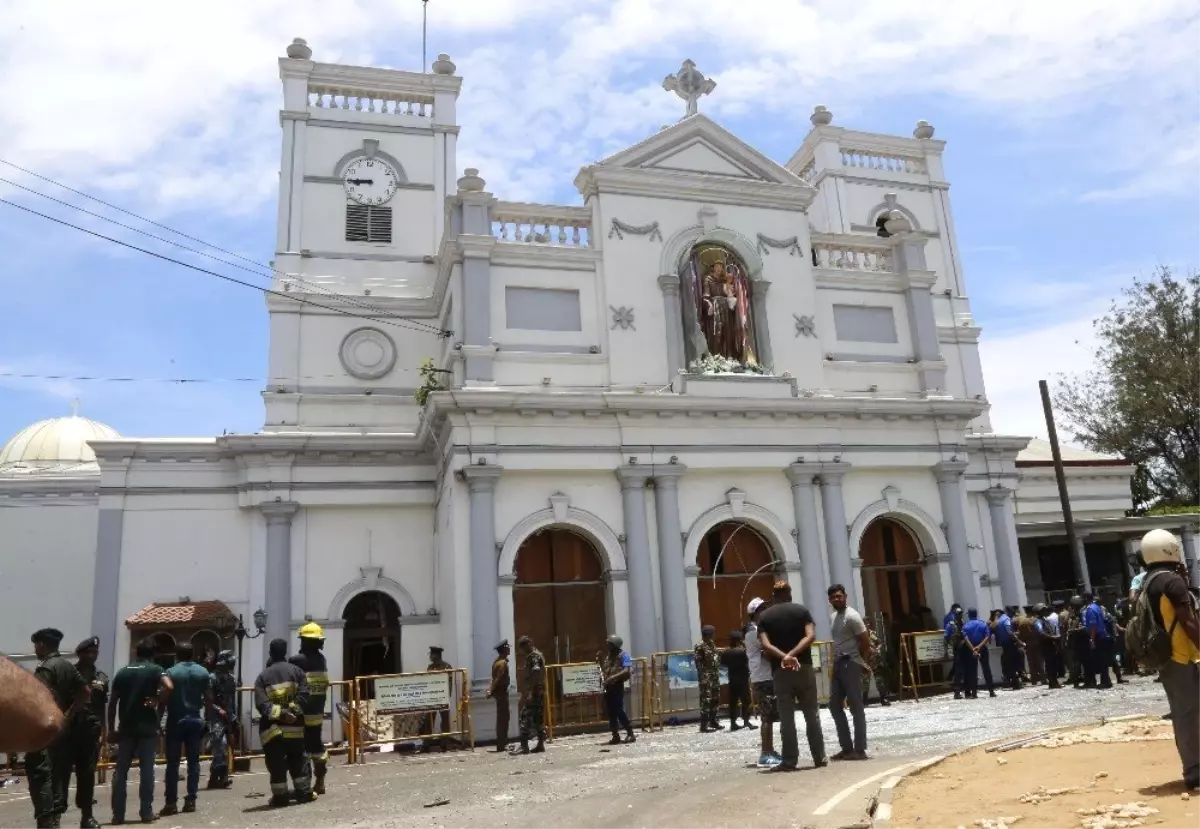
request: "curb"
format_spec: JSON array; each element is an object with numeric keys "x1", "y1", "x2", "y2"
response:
[{"x1": 868, "y1": 713, "x2": 1153, "y2": 828}]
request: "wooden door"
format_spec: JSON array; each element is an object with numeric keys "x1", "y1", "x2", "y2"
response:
[{"x1": 697, "y1": 522, "x2": 775, "y2": 647}]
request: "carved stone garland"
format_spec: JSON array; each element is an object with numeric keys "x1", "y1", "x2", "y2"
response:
[
  {"x1": 757, "y1": 233, "x2": 803, "y2": 256},
  {"x1": 608, "y1": 219, "x2": 663, "y2": 242}
]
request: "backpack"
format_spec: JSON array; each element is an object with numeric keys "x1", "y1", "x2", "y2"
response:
[{"x1": 1125, "y1": 570, "x2": 1179, "y2": 671}]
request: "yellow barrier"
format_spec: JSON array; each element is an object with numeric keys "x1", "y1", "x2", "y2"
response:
[
  {"x1": 542, "y1": 658, "x2": 649, "y2": 740},
  {"x1": 352, "y1": 668, "x2": 473, "y2": 759},
  {"x1": 898, "y1": 630, "x2": 955, "y2": 701},
  {"x1": 647, "y1": 642, "x2": 833, "y2": 730}
]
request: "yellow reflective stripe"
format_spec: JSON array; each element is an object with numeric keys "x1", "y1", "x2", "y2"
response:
[
  {"x1": 306, "y1": 671, "x2": 329, "y2": 688},
  {"x1": 266, "y1": 681, "x2": 296, "y2": 702},
  {"x1": 280, "y1": 725, "x2": 304, "y2": 738},
  {"x1": 262, "y1": 726, "x2": 283, "y2": 743},
  {"x1": 303, "y1": 714, "x2": 323, "y2": 726},
  {"x1": 268, "y1": 704, "x2": 282, "y2": 720}
]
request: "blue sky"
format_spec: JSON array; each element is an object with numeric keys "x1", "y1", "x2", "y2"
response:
[{"x1": 1, "y1": 0, "x2": 1197, "y2": 444}]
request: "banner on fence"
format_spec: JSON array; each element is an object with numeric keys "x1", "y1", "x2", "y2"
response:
[
  {"x1": 912, "y1": 632, "x2": 949, "y2": 664},
  {"x1": 664, "y1": 653, "x2": 729, "y2": 690},
  {"x1": 559, "y1": 663, "x2": 603, "y2": 697},
  {"x1": 374, "y1": 673, "x2": 450, "y2": 713}
]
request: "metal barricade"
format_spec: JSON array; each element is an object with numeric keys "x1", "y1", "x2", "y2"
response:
[
  {"x1": 649, "y1": 642, "x2": 834, "y2": 729},
  {"x1": 543, "y1": 658, "x2": 649, "y2": 740},
  {"x1": 898, "y1": 630, "x2": 955, "y2": 701},
  {"x1": 352, "y1": 668, "x2": 473, "y2": 759}
]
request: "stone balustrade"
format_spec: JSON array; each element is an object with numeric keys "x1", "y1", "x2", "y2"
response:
[
  {"x1": 491, "y1": 202, "x2": 592, "y2": 247},
  {"x1": 840, "y1": 148, "x2": 926, "y2": 174},
  {"x1": 810, "y1": 235, "x2": 893, "y2": 271},
  {"x1": 308, "y1": 85, "x2": 434, "y2": 118}
]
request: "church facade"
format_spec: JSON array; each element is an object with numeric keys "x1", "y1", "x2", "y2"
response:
[{"x1": 3, "y1": 40, "x2": 1196, "y2": 731}]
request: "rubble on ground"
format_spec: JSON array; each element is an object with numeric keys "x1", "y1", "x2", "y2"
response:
[{"x1": 1076, "y1": 801, "x2": 1158, "y2": 829}]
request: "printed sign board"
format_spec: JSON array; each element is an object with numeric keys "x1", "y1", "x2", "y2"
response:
[
  {"x1": 559, "y1": 663, "x2": 604, "y2": 697},
  {"x1": 913, "y1": 632, "x2": 950, "y2": 663},
  {"x1": 665, "y1": 654, "x2": 729, "y2": 690},
  {"x1": 374, "y1": 673, "x2": 450, "y2": 713}
]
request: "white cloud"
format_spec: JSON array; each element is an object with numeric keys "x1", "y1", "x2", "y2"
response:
[
  {"x1": 979, "y1": 306, "x2": 1104, "y2": 441},
  {"x1": 1, "y1": 0, "x2": 1196, "y2": 213}
]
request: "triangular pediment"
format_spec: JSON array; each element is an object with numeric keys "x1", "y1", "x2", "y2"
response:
[{"x1": 595, "y1": 114, "x2": 806, "y2": 187}]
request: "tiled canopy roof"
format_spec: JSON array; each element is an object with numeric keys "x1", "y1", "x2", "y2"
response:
[{"x1": 126, "y1": 600, "x2": 235, "y2": 628}]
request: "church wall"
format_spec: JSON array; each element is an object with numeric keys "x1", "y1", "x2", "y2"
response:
[
  {"x1": 305, "y1": 128, "x2": 436, "y2": 185},
  {"x1": 0, "y1": 501, "x2": 97, "y2": 656},
  {"x1": 1014, "y1": 467, "x2": 1135, "y2": 522},
  {"x1": 299, "y1": 187, "x2": 437, "y2": 263},
  {"x1": 493, "y1": 471, "x2": 624, "y2": 559},
  {"x1": 115, "y1": 500, "x2": 252, "y2": 660},
  {"x1": 302, "y1": 504, "x2": 436, "y2": 616},
  {"x1": 842, "y1": 182, "x2": 940, "y2": 237},
  {"x1": 593, "y1": 192, "x2": 816, "y2": 387}
]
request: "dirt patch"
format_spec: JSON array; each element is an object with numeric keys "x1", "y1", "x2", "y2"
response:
[{"x1": 890, "y1": 718, "x2": 1196, "y2": 829}]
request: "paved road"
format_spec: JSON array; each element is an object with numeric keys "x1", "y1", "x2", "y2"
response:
[{"x1": 0, "y1": 677, "x2": 1168, "y2": 829}]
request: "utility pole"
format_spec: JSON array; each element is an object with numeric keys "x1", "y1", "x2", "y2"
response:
[{"x1": 1039, "y1": 379, "x2": 1090, "y2": 592}]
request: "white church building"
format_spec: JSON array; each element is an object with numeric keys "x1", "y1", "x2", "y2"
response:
[{"x1": 2, "y1": 41, "x2": 1196, "y2": 725}]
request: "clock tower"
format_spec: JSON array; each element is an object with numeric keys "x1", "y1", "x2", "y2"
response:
[{"x1": 264, "y1": 38, "x2": 462, "y2": 433}]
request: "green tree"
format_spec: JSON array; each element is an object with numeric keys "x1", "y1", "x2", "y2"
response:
[{"x1": 1055, "y1": 266, "x2": 1199, "y2": 512}]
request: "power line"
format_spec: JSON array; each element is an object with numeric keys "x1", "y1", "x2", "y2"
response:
[
  {"x1": 0, "y1": 198, "x2": 450, "y2": 338},
  {"x1": 0, "y1": 162, "x2": 447, "y2": 335}
]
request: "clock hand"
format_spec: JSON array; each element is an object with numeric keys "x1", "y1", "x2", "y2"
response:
[{"x1": 346, "y1": 178, "x2": 374, "y2": 185}]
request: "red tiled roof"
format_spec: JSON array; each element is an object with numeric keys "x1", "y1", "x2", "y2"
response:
[{"x1": 126, "y1": 601, "x2": 235, "y2": 628}]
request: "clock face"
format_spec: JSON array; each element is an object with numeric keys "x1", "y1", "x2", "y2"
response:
[{"x1": 342, "y1": 157, "x2": 399, "y2": 205}]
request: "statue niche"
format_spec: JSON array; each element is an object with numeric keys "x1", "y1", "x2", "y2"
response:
[{"x1": 681, "y1": 243, "x2": 760, "y2": 370}]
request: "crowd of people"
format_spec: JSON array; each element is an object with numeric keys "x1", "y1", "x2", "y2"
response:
[
  {"x1": 3, "y1": 529, "x2": 1196, "y2": 826},
  {"x1": 6, "y1": 623, "x2": 329, "y2": 828}
]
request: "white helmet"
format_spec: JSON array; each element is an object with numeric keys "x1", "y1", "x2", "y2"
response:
[
  {"x1": 1140, "y1": 529, "x2": 1183, "y2": 566},
  {"x1": 747, "y1": 597, "x2": 765, "y2": 615}
]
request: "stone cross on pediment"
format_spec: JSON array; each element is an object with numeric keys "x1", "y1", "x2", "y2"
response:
[{"x1": 663, "y1": 59, "x2": 716, "y2": 118}]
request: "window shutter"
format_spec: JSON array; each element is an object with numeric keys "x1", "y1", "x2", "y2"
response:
[{"x1": 345, "y1": 205, "x2": 392, "y2": 243}]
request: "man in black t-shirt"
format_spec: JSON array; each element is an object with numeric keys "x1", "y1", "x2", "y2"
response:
[{"x1": 757, "y1": 582, "x2": 828, "y2": 771}]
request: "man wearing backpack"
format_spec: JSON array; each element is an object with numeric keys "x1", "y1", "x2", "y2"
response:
[{"x1": 1130, "y1": 529, "x2": 1199, "y2": 790}]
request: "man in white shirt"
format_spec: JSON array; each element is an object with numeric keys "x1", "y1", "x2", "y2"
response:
[
  {"x1": 744, "y1": 597, "x2": 780, "y2": 768},
  {"x1": 828, "y1": 584, "x2": 872, "y2": 760}
]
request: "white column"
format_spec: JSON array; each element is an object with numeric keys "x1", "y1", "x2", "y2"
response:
[
  {"x1": 1074, "y1": 534, "x2": 1093, "y2": 594},
  {"x1": 818, "y1": 462, "x2": 856, "y2": 609},
  {"x1": 261, "y1": 502, "x2": 300, "y2": 645},
  {"x1": 462, "y1": 465, "x2": 503, "y2": 686},
  {"x1": 934, "y1": 461, "x2": 976, "y2": 608},
  {"x1": 657, "y1": 275, "x2": 686, "y2": 379},
  {"x1": 653, "y1": 464, "x2": 691, "y2": 653},
  {"x1": 785, "y1": 462, "x2": 829, "y2": 638},
  {"x1": 607, "y1": 571, "x2": 633, "y2": 652},
  {"x1": 984, "y1": 486, "x2": 1026, "y2": 607},
  {"x1": 617, "y1": 467, "x2": 659, "y2": 656}
]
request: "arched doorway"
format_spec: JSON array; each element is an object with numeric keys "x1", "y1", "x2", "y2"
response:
[
  {"x1": 513, "y1": 528, "x2": 608, "y2": 670},
  {"x1": 343, "y1": 591, "x2": 402, "y2": 681},
  {"x1": 697, "y1": 521, "x2": 776, "y2": 647},
  {"x1": 859, "y1": 518, "x2": 929, "y2": 633}
]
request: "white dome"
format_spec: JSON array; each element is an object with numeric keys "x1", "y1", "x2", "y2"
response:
[{"x1": 0, "y1": 415, "x2": 121, "y2": 468}]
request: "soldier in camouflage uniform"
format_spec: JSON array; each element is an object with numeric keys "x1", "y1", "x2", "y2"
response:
[
  {"x1": 515, "y1": 636, "x2": 545, "y2": 755},
  {"x1": 860, "y1": 625, "x2": 890, "y2": 706},
  {"x1": 69, "y1": 638, "x2": 108, "y2": 829},
  {"x1": 694, "y1": 625, "x2": 723, "y2": 732},
  {"x1": 25, "y1": 628, "x2": 90, "y2": 829}
]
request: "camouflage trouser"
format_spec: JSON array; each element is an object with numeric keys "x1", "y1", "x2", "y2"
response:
[
  {"x1": 699, "y1": 673, "x2": 720, "y2": 723},
  {"x1": 519, "y1": 696, "x2": 544, "y2": 741},
  {"x1": 861, "y1": 660, "x2": 888, "y2": 699}
]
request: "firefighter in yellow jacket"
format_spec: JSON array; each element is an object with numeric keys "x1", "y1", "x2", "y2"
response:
[
  {"x1": 290, "y1": 623, "x2": 330, "y2": 795},
  {"x1": 254, "y1": 639, "x2": 312, "y2": 808}
]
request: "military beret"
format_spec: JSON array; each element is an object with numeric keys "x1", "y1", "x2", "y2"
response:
[
  {"x1": 701, "y1": 625, "x2": 716, "y2": 637},
  {"x1": 517, "y1": 635, "x2": 533, "y2": 647},
  {"x1": 31, "y1": 628, "x2": 64, "y2": 646},
  {"x1": 75, "y1": 636, "x2": 99, "y2": 654},
  {"x1": 495, "y1": 640, "x2": 510, "y2": 651}
]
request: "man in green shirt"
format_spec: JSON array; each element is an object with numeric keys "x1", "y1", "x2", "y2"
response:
[
  {"x1": 25, "y1": 628, "x2": 89, "y2": 829},
  {"x1": 160, "y1": 643, "x2": 213, "y2": 816},
  {"x1": 107, "y1": 639, "x2": 164, "y2": 825}
]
